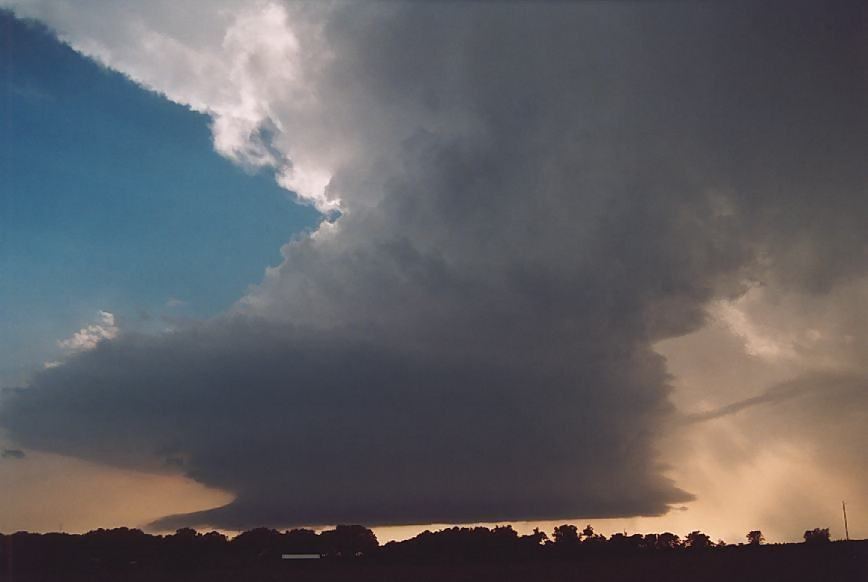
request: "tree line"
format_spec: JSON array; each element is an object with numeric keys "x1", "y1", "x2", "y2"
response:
[{"x1": 0, "y1": 522, "x2": 841, "y2": 575}]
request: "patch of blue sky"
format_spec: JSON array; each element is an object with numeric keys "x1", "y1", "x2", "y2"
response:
[{"x1": 0, "y1": 12, "x2": 321, "y2": 384}]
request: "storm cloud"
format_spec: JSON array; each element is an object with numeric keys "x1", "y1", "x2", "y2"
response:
[{"x1": 1, "y1": 1, "x2": 866, "y2": 529}]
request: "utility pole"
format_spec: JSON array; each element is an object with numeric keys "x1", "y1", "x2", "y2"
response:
[{"x1": 842, "y1": 500, "x2": 850, "y2": 541}]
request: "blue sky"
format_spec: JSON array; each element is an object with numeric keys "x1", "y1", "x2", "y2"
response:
[{"x1": 0, "y1": 12, "x2": 320, "y2": 384}]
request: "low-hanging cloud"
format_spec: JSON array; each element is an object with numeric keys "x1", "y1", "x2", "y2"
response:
[
  {"x1": 1, "y1": 0, "x2": 866, "y2": 529},
  {"x1": 3, "y1": 319, "x2": 687, "y2": 529}
]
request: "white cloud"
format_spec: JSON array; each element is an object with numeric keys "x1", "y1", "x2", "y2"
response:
[
  {"x1": 710, "y1": 280, "x2": 868, "y2": 372},
  {"x1": 710, "y1": 289, "x2": 797, "y2": 360},
  {"x1": 4, "y1": 0, "x2": 334, "y2": 208},
  {"x1": 57, "y1": 311, "x2": 118, "y2": 354}
]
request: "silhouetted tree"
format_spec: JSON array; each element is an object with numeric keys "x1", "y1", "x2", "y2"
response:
[
  {"x1": 319, "y1": 525, "x2": 378, "y2": 558},
  {"x1": 202, "y1": 531, "x2": 227, "y2": 543},
  {"x1": 747, "y1": 530, "x2": 765, "y2": 545},
  {"x1": 642, "y1": 533, "x2": 659, "y2": 550},
  {"x1": 803, "y1": 528, "x2": 831, "y2": 544},
  {"x1": 686, "y1": 531, "x2": 712, "y2": 550},
  {"x1": 231, "y1": 527, "x2": 284, "y2": 561},
  {"x1": 282, "y1": 528, "x2": 319, "y2": 553},
  {"x1": 171, "y1": 528, "x2": 198, "y2": 541},
  {"x1": 657, "y1": 532, "x2": 682, "y2": 550},
  {"x1": 581, "y1": 524, "x2": 606, "y2": 545},
  {"x1": 552, "y1": 524, "x2": 579, "y2": 545},
  {"x1": 381, "y1": 526, "x2": 526, "y2": 562},
  {"x1": 524, "y1": 527, "x2": 548, "y2": 545}
]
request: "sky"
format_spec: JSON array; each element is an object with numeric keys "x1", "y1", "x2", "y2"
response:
[
  {"x1": 0, "y1": 1, "x2": 866, "y2": 544},
  {"x1": 0, "y1": 10, "x2": 320, "y2": 385}
]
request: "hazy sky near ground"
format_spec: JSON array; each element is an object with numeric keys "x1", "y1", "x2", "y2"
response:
[{"x1": 0, "y1": 1, "x2": 866, "y2": 543}]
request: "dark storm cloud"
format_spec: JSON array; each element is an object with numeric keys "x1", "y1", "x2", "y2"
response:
[
  {"x1": 1, "y1": 0, "x2": 865, "y2": 529},
  {"x1": 2, "y1": 319, "x2": 686, "y2": 529}
]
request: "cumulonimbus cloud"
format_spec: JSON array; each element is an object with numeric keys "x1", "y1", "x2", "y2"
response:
[{"x1": 1, "y1": 1, "x2": 866, "y2": 529}]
